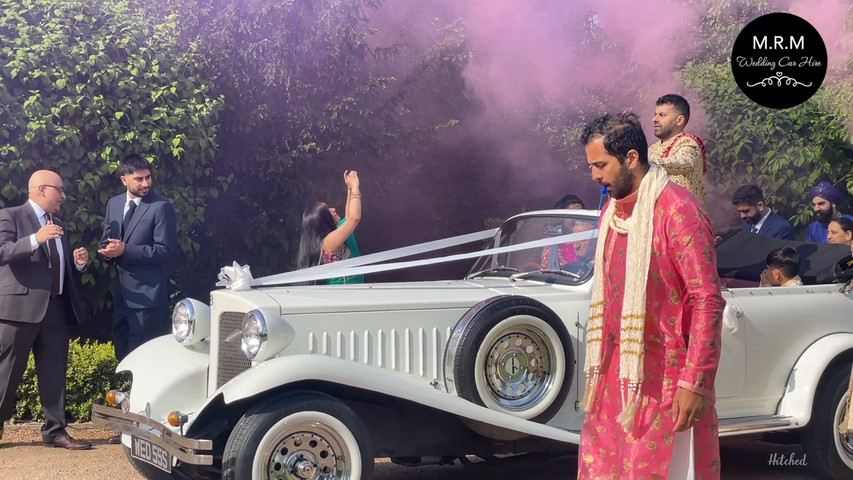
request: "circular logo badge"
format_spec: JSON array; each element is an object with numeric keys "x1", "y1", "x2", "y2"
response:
[{"x1": 731, "y1": 12, "x2": 827, "y2": 109}]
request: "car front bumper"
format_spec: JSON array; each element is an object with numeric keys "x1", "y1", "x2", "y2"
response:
[{"x1": 91, "y1": 404, "x2": 213, "y2": 466}]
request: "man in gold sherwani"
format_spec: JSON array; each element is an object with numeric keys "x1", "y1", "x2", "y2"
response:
[{"x1": 649, "y1": 94, "x2": 707, "y2": 202}]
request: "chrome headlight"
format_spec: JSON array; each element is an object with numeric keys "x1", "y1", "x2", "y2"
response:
[
  {"x1": 240, "y1": 308, "x2": 295, "y2": 362},
  {"x1": 172, "y1": 298, "x2": 210, "y2": 346},
  {"x1": 241, "y1": 309, "x2": 268, "y2": 360}
]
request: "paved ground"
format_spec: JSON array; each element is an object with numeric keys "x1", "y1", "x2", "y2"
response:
[{"x1": 0, "y1": 422, "x2": 820, "y2": 479}]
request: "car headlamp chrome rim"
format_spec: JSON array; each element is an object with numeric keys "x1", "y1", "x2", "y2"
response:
[
  {"x1": 172, "y1": 299, "x2": 196, "y2": 345},
  {"x1": 241, "y1": 309, "x2": 268, "y2": 360}
]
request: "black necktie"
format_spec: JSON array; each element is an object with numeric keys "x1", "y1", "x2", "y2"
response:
[
  {"x1": 750, "y1": 225, "x2": 758, "y2": 234},
  {"x1": 46, "y1": 214, "x2": 61, "y2": 297},
  {"x1": 122, "y1": 200, "x2": 137, "y2": 235}
]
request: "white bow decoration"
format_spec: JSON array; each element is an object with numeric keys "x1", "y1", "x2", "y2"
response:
[{"x1": 216, "y1": 262, "x2": 253, "y2": 290}]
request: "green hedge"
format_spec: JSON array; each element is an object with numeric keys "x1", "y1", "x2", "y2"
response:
[{"x1": 13, "y1": 339, "x2": 129, "y2": 423}]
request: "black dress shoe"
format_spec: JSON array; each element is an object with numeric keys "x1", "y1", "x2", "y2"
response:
[
  {"x1": 43, "y1": 434, "x2": 92, "y2": 450},
  {"x1": 108, "y1": 434, "x2": 122, "y2": 444}
]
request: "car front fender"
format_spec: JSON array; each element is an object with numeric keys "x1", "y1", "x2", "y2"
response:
[
  {"x1": 118, "y1": 335, "x2": 210, "y2": 421},
  {"x1": 214, "y1": 354, "x2": 580, "y2": 445},
  {"x1": 777, "y1": 333, "x2": 853, "y2": 425}
]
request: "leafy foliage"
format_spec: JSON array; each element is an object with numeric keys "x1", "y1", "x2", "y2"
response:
[
  {"x1": 131, "y1": 0, "x2": 473, "y2": 288},
  {"x1": 678, "y1": 1, "x2": 853, "y2": 230},
  {"x1": 535, "y1": 0, "x2": 853, "y2": 235},
  {"x1": 0, "y1": 0, "x2": 223, "y2": 329},
  {"x1": 14, "y1": 339, "x2": 129, "y2": 423},
  {"x1": 681, "y1": 62, "x2": 853, "y2": 229}
]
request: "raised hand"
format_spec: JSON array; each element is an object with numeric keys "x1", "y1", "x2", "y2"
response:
[
  {"x1": 73, "y1": 247, "x2": 89, "y2": 266},
  {"x1": 35, "y1": 222, "x2": 63, "y2": 245},
  {"x1": 344, "y1": 170, "x2": 360, "y2": 190}
]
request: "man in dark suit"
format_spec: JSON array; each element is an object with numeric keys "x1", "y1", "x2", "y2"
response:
[
  {"x1": 0, "y1": 170, "x2": 92, "y2": 450},
  {"x1": 732, "y1": 184, "x2": 796, "y2": 240},
  {"x1": 98, "y1": 154, "x2": 178, "y2": 362}
]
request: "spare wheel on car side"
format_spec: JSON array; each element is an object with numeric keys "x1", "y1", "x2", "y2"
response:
[{"x1": 445, "y1": 295, "x2": 573, "y2": 423}]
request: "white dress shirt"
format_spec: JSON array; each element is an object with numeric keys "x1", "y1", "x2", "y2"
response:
[{"x1": 27, "y1": 199, "x2": 65, "y2": 295}]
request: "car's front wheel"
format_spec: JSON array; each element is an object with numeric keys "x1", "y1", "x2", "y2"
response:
[
  {"x1": 802, "y1": 365, "x2": 853, "y2": 479},
  {"x1": 222, "y1": 392, "x2": 374, "y2": 480}
]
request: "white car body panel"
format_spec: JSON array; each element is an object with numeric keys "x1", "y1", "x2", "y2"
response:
[
  {"x1": 777, "y1": 333, "x2": 853, "y2": 425},
  {"x1": 717, "y1": 285, "x2": 853, "y2": 418},
  {"x1": 218, "y1": 354, "x2": 580, "y2": 444},
  {"x1": 118, "y1": 334, "x2": 210, "y2": 421}
]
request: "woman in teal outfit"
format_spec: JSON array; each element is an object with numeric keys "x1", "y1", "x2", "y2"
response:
[{"x1": 296, "y1": 170, "x2": 364, "y2": 284}]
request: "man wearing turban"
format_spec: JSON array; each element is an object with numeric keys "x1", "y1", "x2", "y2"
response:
[{"x1": 806, "y1": 181, "x2": 853, "y2": 243}]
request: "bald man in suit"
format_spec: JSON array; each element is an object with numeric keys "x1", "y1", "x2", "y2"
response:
[{"x1": 0, "y1": 170, "x2": 92, "y2": 449}]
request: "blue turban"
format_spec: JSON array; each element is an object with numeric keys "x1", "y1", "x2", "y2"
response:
[{"x1": 810, "y1": 181, "x2": 844, "y2": 206}]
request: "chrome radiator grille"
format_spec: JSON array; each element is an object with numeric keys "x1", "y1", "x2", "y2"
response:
[{"x1": 217, "y1": 312, "x2": 251, "y2": 389}]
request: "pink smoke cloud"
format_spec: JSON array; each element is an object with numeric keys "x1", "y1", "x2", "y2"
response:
[
  {"x1": 789, "y1": 0, "x2": 853, "y2": 70},
  {"x1": 435, "y1": 0, "x2": 699, "y2": 112},
  {"x1": 365, "y1": 1, "x2": 851, "y2": 233}
]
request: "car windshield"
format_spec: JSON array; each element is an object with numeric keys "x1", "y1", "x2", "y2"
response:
[{"x1": 467, "y1": 213, "x2": 599, "y2": 284}]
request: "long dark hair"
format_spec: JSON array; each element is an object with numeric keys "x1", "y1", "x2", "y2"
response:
[{"x1": 296, "y1": 202, "x2": 338, "y2": 270}]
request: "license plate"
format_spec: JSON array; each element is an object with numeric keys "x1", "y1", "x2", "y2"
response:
[{"x1": 131, "y1": 435, "x2": 172, "y2": 473}]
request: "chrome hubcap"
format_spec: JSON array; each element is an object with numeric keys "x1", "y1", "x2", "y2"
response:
[
  {"x1": 266, "y1": 425, "x2": 347, "y2": 480},
  {"x1": 484, "y1": 328, "x2": 554, "y2": 411}
]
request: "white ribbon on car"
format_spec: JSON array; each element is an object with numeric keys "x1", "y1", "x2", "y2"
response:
[
  {"x1": 249, "y1": 228, "x2": 598, "y2": 287},
  {"x1": 216, "y1": 261, "x2": 254, "y2": 291}
]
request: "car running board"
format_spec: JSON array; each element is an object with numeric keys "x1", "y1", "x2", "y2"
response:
[{"x1": 718, "y1": 415, "x2": 797, "y2": 436}]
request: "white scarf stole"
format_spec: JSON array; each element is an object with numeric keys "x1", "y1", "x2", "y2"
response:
[{"x1": 581, "y1": 163, "x2": 670, "y2": 432}]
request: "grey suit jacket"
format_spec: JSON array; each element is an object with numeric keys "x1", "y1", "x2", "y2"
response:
[
  {"x1": 0, "y1": 202, "x2": 86, "y2": 324},
  {"x1": 99, "y1": 191, "x2": 178, "y2": 309}
]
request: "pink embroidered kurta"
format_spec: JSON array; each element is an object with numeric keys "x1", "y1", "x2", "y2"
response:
[{"x1": 578, "y1": 183, "x2": 724, "y2": 480}]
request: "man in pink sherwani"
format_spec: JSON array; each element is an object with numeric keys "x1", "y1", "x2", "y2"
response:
[{"x1": 577, "y1": 113, "x2": 724, "y2": 479}]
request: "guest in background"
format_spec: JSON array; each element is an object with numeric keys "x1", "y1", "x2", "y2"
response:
[
  {"x1": 560, "y1": 221, "x2": 596, "y2": 278},
  {"x1": 826, "y1": 217, "x2": 853, "y2": 246},
  {"x1": 554, "y1": 194, "x2": 585, "y2": 210},
  {"x1": 806, "y1": 181, "x2": 853, "y2": 243},
  {"x1": 296, "y1": 170, "x2": 363, "y2": 283},
  {"x1": 648, "y1": 94, "x2": 707, "y2": 202},
  {"x1": 731, "y1": 184, "x2": 795, "y2": 240},
  {"x1": 540, "y1": 195, "x2": 588, "y2": 269},
  {"x1": 759, "y1": 246, "x2": 803, "y2": 287}
]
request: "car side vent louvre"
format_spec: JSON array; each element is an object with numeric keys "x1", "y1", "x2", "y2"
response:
[
  {"x1": 307, "y1": 327, "x2": 450, "y2": 379},
  {"x1": 217, "y1": 311, "x2": 251, "y2": 388}
]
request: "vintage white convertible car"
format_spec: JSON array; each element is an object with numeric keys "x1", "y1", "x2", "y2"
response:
[{"x1": 92, "y1": 209, "x2": 853, "y2": 480}]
